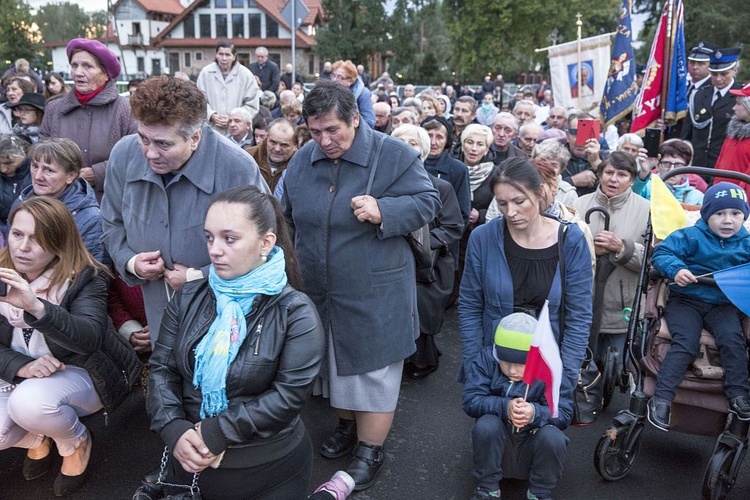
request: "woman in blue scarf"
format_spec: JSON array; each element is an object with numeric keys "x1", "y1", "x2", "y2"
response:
[{"x1": 147, "y1": 186, "x2": 324, "y2": 499}]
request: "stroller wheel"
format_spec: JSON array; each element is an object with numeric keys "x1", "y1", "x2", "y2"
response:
[
  {"x1": 601, "y1": 347, "x2": 620, "y2": 410},
  {"x1": 702, "y1": 443, "x2": 744, "y2": 500},
  {"x1": 594, "y1": 424, "x2": 641, "y2": 481}
]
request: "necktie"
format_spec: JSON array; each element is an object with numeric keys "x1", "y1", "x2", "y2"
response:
[{"x1": 712, "y1": 90, "x2": 721, "y2": 106}]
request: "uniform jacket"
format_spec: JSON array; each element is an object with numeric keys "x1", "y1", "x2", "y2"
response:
[
  {"x1": 39, "y1": 80, "x2": 137, "y2": 200},
  {"x1": 101, "y1": 126, "x2": 269, "y2": 340},
  {"x1": 249, "y1": 60, "x2": 280, "y2": 93},
  {"x1": 16, "y1": 179, "x2": 107, "y2": 264},
  {"x1": 652, "y1": 218, "x2": 750, "y2": 305},
  {"x1": 424, "y1": 151, "x2": 472, "y2": 227},
  {"x1": 713, "y1": 118, "x2": 750, "y2": 199},
  {"x1": 148, "y1": 281, "x2": 324, "y2": 468},
  {"x1": 682, "y1": 81, "x2": 742, "y2": 169},
  {"x1": 571, "y1": 187, "x2": 650, "y2": 334},
  {"x1": 458, "y1": 218, "x2": 592, "y2": 428},
  {"x1": 283, "y1": 124, "x2": 441, "y2": 375},
  {"x1": 196, "y1": 62, "x2": 261, "y2": 126},
  {"x1": 0, "y1": 268, "x2": 141, "y2": 412},
  {"x1": 463, "y1": 347, "x2": 563, "y2": 429},
  {"x1": 0, "y1": 157, "x2": 31, "y2": 237}
]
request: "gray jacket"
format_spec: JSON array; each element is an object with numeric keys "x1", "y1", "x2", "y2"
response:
[
  {"x1": 39, "y1": 79, "x2": 137, "y2": 201},
  {"x1": 101, "y1": 125, "x2": 269, "y2": 341},
  {"x1": 283, "y1": 124, "x2": 441, "y2": 375}
]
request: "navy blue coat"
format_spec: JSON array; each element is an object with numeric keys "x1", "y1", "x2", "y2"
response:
[
  {"x1": 283, "y1": 124, "x2": 441, "y2": 375},
  {"x1": 458, "y1": 218, "x2": 593, "y2": 427}
]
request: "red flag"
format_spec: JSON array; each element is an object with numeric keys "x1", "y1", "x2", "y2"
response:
[
  {"x1": 521, "y1": 301, "x2": 563, "y2": 418},
  {"x1": 630, "y1": 0, "x2": 670, "y2": 133}
]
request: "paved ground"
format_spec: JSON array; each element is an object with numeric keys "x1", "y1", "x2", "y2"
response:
[{"x1": 2, "y1": 308, "x2": 750, "y2": 499}]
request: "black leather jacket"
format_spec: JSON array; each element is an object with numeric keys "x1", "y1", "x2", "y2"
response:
[
  {"x1": 0, "y1": 267, "x2": 142, "y2": 412},
  {"x1": 148, "y1": 280, "x2": 324, "y2": 469}
]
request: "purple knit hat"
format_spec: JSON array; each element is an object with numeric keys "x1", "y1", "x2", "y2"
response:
[{"x1": 66, "y1": 38, "x2": 121, "y2": 80}]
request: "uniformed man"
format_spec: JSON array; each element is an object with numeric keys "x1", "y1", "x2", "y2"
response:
[
  {"x1": 682, "y1": 47, "x2": 742, "y2": 170},
  {"x1": 667, "y1": 41, "x2": 717, "y2": 139}
]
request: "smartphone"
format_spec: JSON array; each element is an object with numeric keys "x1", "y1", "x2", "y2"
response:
[
  {"x1": 0, "y1": 281, "x2": 6, "y2": 297},
  {"x1": 576, "y1": 119, "x2": 601, "y2": 147},
  {"x1": 644, "y1": 128, "x2": 661, "y2": 158}
]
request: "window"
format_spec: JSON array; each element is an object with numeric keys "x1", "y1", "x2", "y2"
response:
[
  {"x1": 247, "y1": 0, "x2": 256, "y2": 6},
  {"x1": 195, "y1": 52, "x2": 203, "y2": 61},
  {"x1": 216, "y1": 14, "x2": 227, "y2": 38},
  {"x1": 137, "y1": 57, "x2": 145, "y2": 73},
  {"x1": 169, "y1": 52, "x2": 180, "y2": 72},
  {"x1": 184, "y1": 52, "x2": 192, "y2": 67},
  {"x1": 249, "y1": 13, "x2": 261, "y2": 37},
  {"x1": 309, "y1": 54, "x2": 314, "y2": 75},
  {"x1": 237, "y1": 53, "x2": 251, "y2": 67},
  {"x1": 215, "y1": 0, "x2": 226, "y2": 7},
  {"x1": 232, "y1": 0, "x2": 243, "y2": 6},
  {"x1": 269, "y1": 53, "x2": 281, "y2": 67},
  {"x1": 266, "y1": 16, "x2": 278, "y2": 38},
  {"x1": 232, "y1": 14, "x2": 244, "y2": 37},
  {"x1": 199, "y1": 14, "x2": 211, "y2": 37},
  {"x1": 184, "y1": 14, "x2": 195, "y2": 38}
]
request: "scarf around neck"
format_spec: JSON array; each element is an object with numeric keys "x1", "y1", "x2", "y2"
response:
[
  {"x1": 74, "y1": 82, "x2": 107, "y2": 106},
  {"x1": 193, "y1": 246, "x2": 288, "y2": 418},
  {"x1": 467, "y1": 161, "x2": 494, "y2": 200}
]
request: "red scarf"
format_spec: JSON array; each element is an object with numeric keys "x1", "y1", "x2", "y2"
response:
[{"x1": 74, "y1": 83, "x2": 107, "y2": 106}]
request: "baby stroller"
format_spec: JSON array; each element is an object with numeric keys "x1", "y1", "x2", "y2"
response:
[{"x1": 592, "y1": 167, "x2": 750, "y2": 500}]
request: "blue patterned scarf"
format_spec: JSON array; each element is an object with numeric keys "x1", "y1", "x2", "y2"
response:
[{"x1": 193, "y1": 246, "x2": 287, "y2": 418}]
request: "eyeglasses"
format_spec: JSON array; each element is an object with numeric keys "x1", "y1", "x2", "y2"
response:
[
  {"x1": 13, "y1": 107, "x2": 37, "y2": 114},
  {"x1": 658, "y1": 160, "x2": 687, "y2": 170}
]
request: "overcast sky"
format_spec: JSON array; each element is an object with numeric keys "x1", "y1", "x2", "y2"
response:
[{"x1": 25, "y1": 0, "x2": 108, "y2": 13}]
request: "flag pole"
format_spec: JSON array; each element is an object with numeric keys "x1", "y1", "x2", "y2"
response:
[
  {"x1": 514, "y1": 385, "x2": 531, "y2": 433},
  {"x1": 577, "y1": 13, "x2": 583, "y2": 109},
  {"x1": 659, "y1": 0, "x2": 675, "y2": 127}
]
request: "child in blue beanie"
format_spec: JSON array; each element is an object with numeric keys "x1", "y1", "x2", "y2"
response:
[
  {"x1": 462, "y1": 313, "x2": 568, "y2": 500},
  {"x1": 649, "y1": 181, "x2": 750, "y2": 431}
]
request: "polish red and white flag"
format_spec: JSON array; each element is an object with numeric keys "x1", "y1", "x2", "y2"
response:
[{"x1": 522, "y1": 301, "x2": 563, "y2": 418}]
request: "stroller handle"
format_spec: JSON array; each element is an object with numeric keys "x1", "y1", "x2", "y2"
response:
[
  {"x1": 585, "y1": 207, "x2": 610, "y2": 230},
  {"x1": 662, "y1": 166, "x2": 750, "y2": 185}
]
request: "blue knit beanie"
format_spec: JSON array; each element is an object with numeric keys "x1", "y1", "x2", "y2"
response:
[
  {"x1": 493, "y1": 313, "x2": 537, "y2": 364},
  {"x1": 700, "y1": 182, "x2": 750, "y2": 221}
]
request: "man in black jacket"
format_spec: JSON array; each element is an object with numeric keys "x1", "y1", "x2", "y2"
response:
[
  {"x1": 682, "y1": 47, "x2": 742, "y2": 170},
  {"x1": 249, "y1": 46, "x2": 280, "y2": 93}
]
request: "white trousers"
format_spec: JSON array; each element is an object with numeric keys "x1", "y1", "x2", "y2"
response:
[{"x1": 0, "y1": 366, "x2": 102, "y2": 456}]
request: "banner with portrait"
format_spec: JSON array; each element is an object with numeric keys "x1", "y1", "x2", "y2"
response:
[{"x1": 548, "y1": 34, "x2": 612, "y2": 115}]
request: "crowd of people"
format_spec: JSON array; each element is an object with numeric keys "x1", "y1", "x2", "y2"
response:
[{"x1": 0, "y1": 33, "x2": 748, "y2": 500}]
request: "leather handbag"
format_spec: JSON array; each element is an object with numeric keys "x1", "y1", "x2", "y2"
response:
[
  {"x1": 132, "y1": 447, "x2": 202, "y2": 500},
  {"x1": 557, "y1": 223, "x2": 603, "y2": 426}
]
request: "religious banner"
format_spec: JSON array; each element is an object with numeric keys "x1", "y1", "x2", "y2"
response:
[
  {"x1": 601, "y1": 0, "x2": 639, "y2": 128},
  {"x1": 548, "y1": 33, "x2": 612, "y2": 115}
]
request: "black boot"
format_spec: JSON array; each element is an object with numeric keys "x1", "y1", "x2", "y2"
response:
[
  {"x1": 320, "y1": 418, "x2": 358, "y2": 458},
  {"x1": 346, "y1": 441, "x2": 385, "y2": 491}
]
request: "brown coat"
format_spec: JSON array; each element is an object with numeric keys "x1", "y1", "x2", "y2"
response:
[
  {"x1": 40, "y1": 80, "x2": 137, "y2": 201},
  {"x1": 245, "y1": 139, "x2": 290, "y2": 193}
]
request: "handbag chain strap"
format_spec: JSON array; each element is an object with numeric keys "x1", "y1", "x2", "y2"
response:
[{"x1": 156, "y1": 445, "x2": 201, "y2": 495}]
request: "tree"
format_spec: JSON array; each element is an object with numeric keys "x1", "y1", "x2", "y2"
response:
[
  {"x1": 387, "y1": 0, "x2": 452, "y2": 84},
  {"x1": 35, "y1": 2, "x2": 93, "y2": 44},
  {"x1": 0, "y1": 0, "x2": 43, "y2": 67},
  {"x1": 315, "y1": 0, "x2": 388, "y2": 65},
  {"x1": 442, "y1": 0, "x2": 620, "y2": 81}
]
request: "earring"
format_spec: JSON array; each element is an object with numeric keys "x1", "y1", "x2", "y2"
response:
[{"x1": 261, "y1": 254, "x2": 268, "y2": 262}]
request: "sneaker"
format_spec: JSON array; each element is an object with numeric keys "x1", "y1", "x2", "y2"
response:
[
  {"x1": 313, "y1": 471, "x2": 355, "y2": 500},
  {"x1": 470, "y1": 487, "x2": 500, "y2": 500},
  {"x1": 527, "y1": 490, "x2": 552, "y2": 499},
  {"x1": 728, "y1": 396, "x2": 750, "y2": 420},
  {"x1": 647, "y1": 397, "x2": 671, "y2": 431}
]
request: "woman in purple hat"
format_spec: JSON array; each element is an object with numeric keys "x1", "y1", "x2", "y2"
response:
[{"x1": 39, "y1": 38, "x2": 136, "y2": 202}]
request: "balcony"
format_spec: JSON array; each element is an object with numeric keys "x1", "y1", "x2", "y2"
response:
[{"x1": 128, "y1": 34, "x2": 144, "y2": 46}]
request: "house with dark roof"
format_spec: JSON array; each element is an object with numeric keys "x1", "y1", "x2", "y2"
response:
[
  {"x1": 152, "y1": 0, "x2": 324, "y2": 80},
  {"x1": 48, "y1": 0, "x2": 324, "y2": 82}
]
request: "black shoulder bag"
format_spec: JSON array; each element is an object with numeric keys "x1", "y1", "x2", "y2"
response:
[
  {"x1": 557, "y1": 223, "x2": 603, "y2": 426},
  {"x1": 365, "y1": 134, "x2": 437, "y2": 282}
]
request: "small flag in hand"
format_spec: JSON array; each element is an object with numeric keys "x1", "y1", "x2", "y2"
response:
[{"x1": 522, "y1": 301, "x2": 563, "y2": 418}]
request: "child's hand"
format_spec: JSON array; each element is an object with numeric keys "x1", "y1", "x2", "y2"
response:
[
  {"x1": 674, "y1": 269, "x2": 698, "y2": 287},
  {"x1": 508, "y1": 398, "x2": 534, "y2": 428}
]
